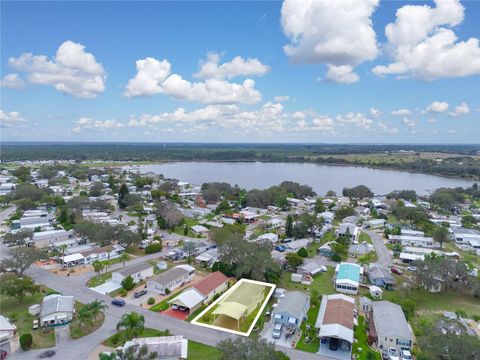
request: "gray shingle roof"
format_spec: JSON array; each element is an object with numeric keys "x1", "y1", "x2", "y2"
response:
[
  {"x1": 150, "y1": 267, "x2": 188, "y2": 286},
  {"x1": 273, "y1": 291, "x2": 309, "y2": 320}
]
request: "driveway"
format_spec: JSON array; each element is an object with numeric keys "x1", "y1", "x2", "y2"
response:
[
  {"x1": 55, "y1": 325, "x2": 71, "y2": 345},
  {"x1": 261, "y1": 322, "x2": 300, "y2": 349},
  {"x1": 90, "y1": 280, "x2": 121, "y2": 295},
  {"x1": 364, "y1": 230, "x2": 392, "y2": 267}
]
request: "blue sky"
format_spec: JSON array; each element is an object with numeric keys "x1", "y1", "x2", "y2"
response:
[{"x1": 1, "y1": 0, "x2": 479, "y2": 143}]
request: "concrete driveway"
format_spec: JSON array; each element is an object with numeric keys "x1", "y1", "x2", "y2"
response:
[
  {"x1": 261, "y1": 322, "x2": 301, "y2": 349},
  {"x1": 364, "y1": 230, "x2": 393, "y2": 267},
  {"x1": 90, "y1": 280, "x2": 121, "y2": 295}
]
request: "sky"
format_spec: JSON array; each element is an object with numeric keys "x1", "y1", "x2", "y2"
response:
[{"x1": 1, "y1": 0, "x2": 479, "y2": 143}]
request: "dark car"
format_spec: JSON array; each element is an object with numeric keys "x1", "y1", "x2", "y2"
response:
[
  {"x1": 134, "y1": 289, "x2": 147, "y2": 298},
  {"x1": 329, "y1": 338, "x2": 339, "y2": 351},
  {"x1": 391, "y1": 267, "x2": 403, "y2": 275},
  {"x1": 111, "y1": 298, "x2": 125, "y2": 307},
  {"x1": 39, "y1": 350, "x2": 55, "y2": 358},
  {"x1": 0, "y1": 350, "x2": 8, "y2": 360}
]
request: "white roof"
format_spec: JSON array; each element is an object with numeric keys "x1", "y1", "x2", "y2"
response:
[
  {"x1": 168, "y1": 288, "x2": 204, "y2": 308},
  {"x1": 0, "y1": 316, "x2": 16, "y2": 331},
  {"x1": 62, "y1": 253, "x2": 85, "y2": 263},
  {"x1": 399, "y1": 252, "x2": 424, "y2": 261}
]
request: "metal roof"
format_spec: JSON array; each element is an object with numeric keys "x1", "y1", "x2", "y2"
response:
[
  {"x1": 273, "y1": 291, "x2": 309, "y2": 320},
  {"x1": 40, "y1": 294, "x2": 74, "y2": 317},
  {"x1": 371, "y1": 301, "x2": 413, "y2": 340}
]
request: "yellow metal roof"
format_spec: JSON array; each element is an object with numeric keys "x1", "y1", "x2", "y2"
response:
[{"x1": 212, "y1": 301, "x2": 248, "y2": 320}]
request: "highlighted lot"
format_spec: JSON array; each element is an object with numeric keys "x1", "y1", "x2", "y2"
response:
[{"x1": 191, "y1": 278, "x2": 275, "y2": 337}]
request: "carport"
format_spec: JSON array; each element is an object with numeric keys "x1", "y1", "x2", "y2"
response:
[
  {"x1": 168, "y1": 288, "x2": 204, "y2": 314},
  {"x1": 90, "y1": 280, "x2": 121, "y2": 295}
]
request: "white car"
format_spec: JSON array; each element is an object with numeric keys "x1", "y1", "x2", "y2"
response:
[
  {"x1": 388, "y1": 347, "x2": 400, "y2": 360},
  {"x1": 272, "y1": 323, "x2": 283, "y2": 339},
  {"x1": 406, "y1": 266, "x2": 417, "y2": 272},
  {"x1": 400, "y1": 349, "x2": 412, "y2": 360}
]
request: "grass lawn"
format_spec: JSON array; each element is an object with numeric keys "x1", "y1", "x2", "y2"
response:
[
  {"x1": 87, "y1": 272, "x2": 112, "y2": 287},
  {"x1": 295, "y1": 305, "x2": 320, "y2": 353},
  {"x1": 358, "y1": 232, "x2": 372, "y2": 244},
  {"x1": 171, "y1": 217, "x2": 200, "y2": 237},
  {"x1": 149, "y1": 290, "x2": 184, "y2": 312},
  {"x1": 126, "y1": 246, "x2": 146, "y2": 256},
  {"x1": 0, "y1": 275, "x2": 56, "y2": 349},
  {"x1": 278, "y1": 268, "x2": 335, "y2": 296},
  {"x1": 100, "y1": 254, "x2": 131, "y2": 267},
  {"x1": 443, "y1": 241, "x2": 480, "y2": 269},
  {"x1": 352, "y1": 316, "x2": 381, "y2": 360},
  {"x1": 188, "y1": 340, "x2": 221, "y2": 360},
  {"x1": 187, "y1": 305, "x2": 207, "y2": 322},
  {"x1": 102, "y1": 328, "x2": 171, "y2": 347},
  {"x1": 69, "y1": 302, "x2": 105, "y2": 339}
]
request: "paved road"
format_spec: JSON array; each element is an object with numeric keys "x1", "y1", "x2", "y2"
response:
[
  {"x1": 0, "y1": 205, "x2": 17, "y2": 224},
  {"x1": 364, "y1": 230, "x2": 392, "y2": 267},
  {"x1": 10, "y1": 265, "x2": 331, "y2": 360}
]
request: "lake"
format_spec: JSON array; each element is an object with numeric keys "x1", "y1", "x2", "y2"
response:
[{"x1": 136, "y1": 162, "x2": 475, "y2": 195}]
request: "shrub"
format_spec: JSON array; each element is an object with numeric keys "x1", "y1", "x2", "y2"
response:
[
  {"x1": 119, "y1": 288, "x2": 127, "y2": 297},
  {"x1": 147, "y1": 297, "x2": 155, "y2": 305},
  {"x1": 145, "y1": 243, "x2": 162, "y2": 254},
  {"x1": 472, "y1": 314, "x2": 480, "y2": 322},
  {"x1": 331, "y1": 253, "x2": 342, "y2": 262},
  {"x1": 121, "y1": 275, "x2": 135, "y2": 291},
  {"x1": 20, "y1": 333, "x2": 33, "y2": 350},
  {"x1": 165, "y1": 288, "x2": 170, "y2": 295},
  {"x1": 297, "y1": 247, "x2": 308, "y2": 258}
]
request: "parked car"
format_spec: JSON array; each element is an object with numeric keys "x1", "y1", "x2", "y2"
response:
[
  {"x1": 0, "y1": 350, "x2": 7, "y2": 360},
  {"x1": 272, "y1": 323, "x2": 283, "y2": 339},
  {"x1": 391, "y1": 267, "x2": 403, "y2": 275},
  {"x1": 134, "y1": 289, "x2": 147, "y2": 298},
  {"x1": 32, "y1": 319, "x2": 39, "y2": 330},
  {"x1": 329, "y1": 337, "x2": 339, "y2": 351},
  {"x1": 274, "y1": 245, "x2": 286, "y2": 252},
  {"x1": 388, "y1": 347, "x2": 400, "y2": 360},
  {"x1": 111, "y1": 298, "x2": 125, "y2": 307},
  {"x1": 400, "y1": 349, "x2": 412, "y2": 360},
  {"x1": 406, "y1": 266, "x2": 417, "y2": 272},
  {"x1": 39, "y1": 350, "x2": 55, "y2": 358}
]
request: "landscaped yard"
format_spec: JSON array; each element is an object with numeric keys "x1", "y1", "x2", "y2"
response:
[
  {"x1": 125, "y1": 246, "x2": 146, "y2": 256},
  {"x1": 352, "y1": 316, "x2": 381, "y2": 360},
  {"x1": 149, "y1": 290, "x2": 184, "y2": 312},
  {"x1": 278, "y1": 267, "x2": 335, "y2": 296},
  {"x1": 171, "y1": 217, "x2": 200, "y2": 237},
  {"x1": 100, "y1": 254, "x2": 131, "y2": 267},
  {"x1": 188, "y1": 340, "x2": 221, "y2": 359},
  {"x1": 102, "y1": 328, "x2": 171, "y2": 347},
  {"x1": 87, "y1": 272, "x2": 112, "y2": 287},
  {"x1": 295, "y1": 305, "x2": 320, "y2": 353},
  {"x1": 69, "y1": 301, "x2": 105, "y2": 339},
  {"x1": 0, "y1": 275, "x2": 56, "y2": 349},
  {"x1": 443, "y1": 241, "x2": 480, "y2": 269},
  {"x1": 358, "y1": 232, "x2": 372, "y2": 244}
]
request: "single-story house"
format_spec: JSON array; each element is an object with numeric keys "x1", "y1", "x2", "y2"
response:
[
  {"x1": 318, "y1": 211, "x2": 334, "y2": 224},
  {"x1": 335, "y1": 263, "x2": 362, "y2": 295},
  {"x1": 123, "y1": 336, "x2": 188, "y2": 359},
  {"x1": 401, "y1": 229, "x2": 424, "y2": 237},
  {"x1": 62, "y1": 253, "x2": 86, "y2": 267},
  {"x1": 0, "y1": 315, "x2": 19, "y2": 355},
  {"x1": 297, "y1": 262, "x2": 325, "y2": 276},
  {"x1": 81, "y1": 244, "x2": 125, "y2": 264},
  {"x1": 367, "y1": 264, "x2": 395, "y2": 289},
  {"x1": 337, "y1": 223, "x2": 360, "y2": 241},
  {"x1": 191, "y1": 225, "x2": 209, "y2": 236},
  {"x1": 40, "y1": 294, "x2": 75, "y2": 327},
  {"x1": 112, "y1": 262, "x2": 154, "y2": 284},
  {"x1": 194, "y1": 248, "x2": 218, "y2": 267},
  {"x1": 389, "y1": 235, "x2": 436, "y2": 248},
  {"x1": 363, "y1": 219, "x2": 386, "y2": 229},
  {"x1": 257, "y1": 233, "x2": 279, "y2": 243},
  {"x1": 399, "y1": 252, "x2": 424, "y2": 264},
  {"x1": 318, "y1": 242, "x2": 335, "y2": 257},
  {"x1": 147, "y1": 265, "x2": 195, "y2": 295},
  {"x1": 315, "y1": 294, "x2": 355, "y2": 358},
  {"x1": 452, "y1": 228, "x2": 480, "y2": 244},
  {"x1": 193, "y1": 271, "x2": 229, "y2": 303},
  {"x1": 286, "y1": 239, "x2": 310, "y2": 251},
  {"x1": 272, "y1": 291, "x2": 310, "y2": 329},
  {"x1": 368, "y1": 301, "x2": 414, "y2": 353},
  {"x1": 168, "y1": 288, "x2": 204, "y2": 313},
  {"x1": 32, "y1": 229, "x2": 73, "y2": 248},
  {"x1": 348, "y1": 243, "x2": 374, "y2": 257}
]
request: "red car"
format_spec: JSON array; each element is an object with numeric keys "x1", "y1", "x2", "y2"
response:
[
  {"x1": 0, "y1": 350, "x2": 8, "y2": 360},
  {"x1": 391, "y1": 267, "x2": 403, "y2": 275}
]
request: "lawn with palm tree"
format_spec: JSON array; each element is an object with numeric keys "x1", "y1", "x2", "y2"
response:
[{"x1": 69, "y1": 300, "x2": 106, "y2": 339}]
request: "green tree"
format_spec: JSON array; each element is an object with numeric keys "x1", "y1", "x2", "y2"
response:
[
  {"x1": 297, "y1": 247, "x2": 308, "y2": 258},
  {"x1": 314, "y1": 198, "x2": 325, "y2": 213},
  {"x1": 89, "y1": 182, "x2": 105, "y2": 197},
  {"x1": 102, "y1": 344, "x2": 158, "y2": 360},
  {"x1": 118, "y1": 183, "x2": 129, "y2": 209},
  {"x1": 285, "y1": 215, "x2": 293, "y2": 238},
  {"x1": 0, "y1": 276, "x2": 40, "y2": 303},
  {"x1": 432, "y1": 225, "x2": 449, "y2": 247},
  {"x1": 1, "y1": 247, "x2": 43, "y2": 275},
  {"x1": 116, "y1": 312, "x2": 145, "y2": 339},
  {"x1": 121, "y1": 275, "x2": 135, "y2": 291},
  {"x1": 119, "y1": 253, "x2": 129, "y2": 268},
  {"x1": 285, "y1": 252, "x2": 304, "y2": 268},
  {"x1": 92, "y1": 260, "x2": 105, "y2": 276}
]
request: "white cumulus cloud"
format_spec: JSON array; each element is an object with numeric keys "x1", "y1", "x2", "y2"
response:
[
  {"x1": 0, "y1": 110, "x2": 28, "y2": 128},
  {"x1": 448, "y1": 102, "x2": 470, "y2": 117},
  {"x1": 124, "y1": 56, "x2": 262, "y2": 104},
  {"x1": 325, "y1": 65, "x2": 359, "y2": 84},
  {"x1": 194, "y1": 53, "x2": 270, "y2": 79},
  {"x1": 426, "y1": 101, "x2": 449, "y2": 113},
  {"x1": 336, "y1": 112, "x2": 374, "y2": 129},
  {"x1": 281, "y1": 0, "x2": 379, "y2": 82},
  {"x1": 72, "y1": 117, "x2": 124, "y2": 133},
  {"x1": 1, "y1": 74, "x2": 25, "y2": 89},
  {"x1": 8, "y1": 40, "x2": 106, "y2": 98},
  {"x1": 391, "y1": 108, "x2": 412, "y2": 116},
  {"x1": 372, "y1": 0, "x2": 480, "y2": 80}
]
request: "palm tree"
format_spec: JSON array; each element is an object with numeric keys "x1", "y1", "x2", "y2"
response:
[
  {"x1": 119, "y1": 253, "x2": 129, "y2": 268},
  {"x1": 58, "y1": 244, "x2": 68, "y2": 258},
  {"x1": 92, "y1": 260, "x2": 105, "y2": 275},
  {"x1": 88, "y1": 299, "x2": 107, "y2": 318},
  {"x1": 116, "y1": 312, "x2": 145, "y2": 339},
  {"x1": 78, "y1": 306, "x2": 95, "y2": 329}
]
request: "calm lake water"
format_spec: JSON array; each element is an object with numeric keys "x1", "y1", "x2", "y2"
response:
[{"x1": 137, "y1": 162, "x2": 475, "y2": 195}]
